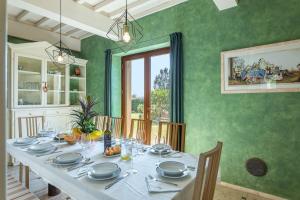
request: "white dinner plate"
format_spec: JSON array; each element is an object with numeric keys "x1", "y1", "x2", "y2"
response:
[
  {"x1": 87, "y1": 167, "x2": 121, "y2": 181},
  {"x1": 28, "y1": 146, "x2": 57, "y2": 156},
  {"x1": 55, "y1": 153, "x2": 83, "y2": 164},
  {"x1": 149, "y1": 148, "x2": 172, "y2": 155},
  {"x1": 156, "y1": 167, "x2": 190, "y2": 179},
  {"x1": 28, "y1": 143, "x2": 54, "y2": 152},
  {"x1": 89, "y1": 162, "x2": 119, "y2": 178},
  {"x1": 158, "y1": 161, "x2": 186, "y2": 176},
  {"x1": 13, "y1": 138, "x2": 37, "y2": 146}
]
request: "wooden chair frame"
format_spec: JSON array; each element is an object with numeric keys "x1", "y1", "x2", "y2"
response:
[
  {"x1": 18, "y1": 116, "x2": 45, "y2": 189},
  {"x1": 193, "y1": 142, "x2": 223, "y2": 200},
  {"x1": 157, "y1": 121, "x2": 186, "y2": 152},
  {"x1": 107, "y1": 117, "x2": 122, "y2": 138},
  {"x1": 94, "y1": 115, "x2": 109, "y2": 131},
  {"x1": 129, "y1": 119, "x2": 152, "y2": 144}
]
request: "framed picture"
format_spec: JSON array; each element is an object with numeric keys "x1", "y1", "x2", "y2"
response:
[{"x1": 221, "y1": 39, "x2": 300, "y2": 94}]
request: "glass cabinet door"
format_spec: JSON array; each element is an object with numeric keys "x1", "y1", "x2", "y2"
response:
[
  {"x1": 17, "y1": 56, "x2": 42, "y2": 106},
  {"x1": 46, "y1": 61, "x2": 66, "y2": 105}
]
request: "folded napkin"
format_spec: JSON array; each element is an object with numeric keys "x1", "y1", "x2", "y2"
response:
[{"x1": 144, "y1": 177, "x2": 181, "y2": 193}]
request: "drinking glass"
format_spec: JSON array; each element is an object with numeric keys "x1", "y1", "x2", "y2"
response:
[
  {"x1": 126, "y1": 139, "x2": 138, "y2": 174},
  {"x1": 78, "y1": 134, "x2": 91, "y2": 158},
  {"x1": 136, "y1": 131, "x2": 145, "y2": 155}
]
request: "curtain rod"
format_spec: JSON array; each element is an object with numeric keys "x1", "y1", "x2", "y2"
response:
[{"x1": 109, "y1": 34, "x2": 170, "y2": 52}]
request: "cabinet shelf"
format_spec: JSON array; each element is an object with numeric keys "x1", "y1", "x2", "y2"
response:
[
  {"x1": 47, "y1": 74, "x2": 65, "y2": 77},
  {"x1": 18, "y1": 70, "x2": 40, "y2": 75},
  {"x1": 18, "y1": 89, "x2": 40, "y2": 92},
  {"x1": 70, "y1": 76, "x2": 86, "y2": 80},
  {"x1": 48, "y1": 90, "x2": 65, "y2": 92},
  {"x1": 70, "y1": 90, "x2": 85, "y2": 93}
]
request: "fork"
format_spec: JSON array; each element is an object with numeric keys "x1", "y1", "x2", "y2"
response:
[{"x1": 148, "y1": 175, "x2": 178, "y2": 186}]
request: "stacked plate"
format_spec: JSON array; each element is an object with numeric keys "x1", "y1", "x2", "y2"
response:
[
  {"x1": 13, "y1": 138, "x2": 37, "y2": 147},
  {"x1": 87, "y1": 162, "x2": 121, "y2": 180},
  {"x1": 52, "y1": 153, "x2": 83, "y2": 166},
  {"x1": 157, "y1": 161, "x2": 189, "y2": 179},
  {"x1": 27, "y1": 143, "x2": 57, "y2": 155},
  {"x1": 38, "y1": 130, "x2": 56, "y2": 137},
  {"x1": 150, "y1": 144, "x2": 172, "y2": 155}
]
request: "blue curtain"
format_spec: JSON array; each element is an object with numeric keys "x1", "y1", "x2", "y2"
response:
[
  {"x1": 170, "y1": 32, "x2": 184, "y2": 123},
  {"x1": 170, "y1": 32, "x2": 184, "y2": 151},
  {"x1": 104, "y1": 49, "x2": 112, "y2": 116}
]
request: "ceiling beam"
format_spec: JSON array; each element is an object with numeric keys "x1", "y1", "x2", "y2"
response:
[
  {"x1": 8, "y1": 0, "x2": 117, "y2": 40},
  {"x1": 8, "y1": 18, "x2": 81, "y2": 51},
  {"x1": 79, "y1": 32, "x2": 93, "y2": 39},
  {"x1": 51, "y1": 23, "x2": 67, "y2": 32},
  {"x1": 65, "y1": 28, "x2": 81, "y2": 36},
  {"x1": 109, "y1": 0, "x2": 149, "y2": 19},
  {"x1": 93, "y1": 0, "x2": 114, "y2": 13},
  {"x1": 34, "y1": 17, "x2": 49, "y2": 27},
  {"x1": 133, "y1": 0, "x2": 188, "y2": 20},
  {"x1": 212, "y1": 0, "x2": 238, "y2": 10},
  {"x1": 16, "y1": 10, "x2": 29, "y2": 21},
  {"x1": 75, "y1": 0, "x2": 86, "y2": 4}
]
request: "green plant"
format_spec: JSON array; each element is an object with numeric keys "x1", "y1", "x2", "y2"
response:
[{"x1": 71, "y1": 96, "x2": 98, "y2": 134}]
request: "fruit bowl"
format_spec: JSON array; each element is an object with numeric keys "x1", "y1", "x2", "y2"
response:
[{"x1": 64, "y1": 135, "x2": 77, "y2": 145}]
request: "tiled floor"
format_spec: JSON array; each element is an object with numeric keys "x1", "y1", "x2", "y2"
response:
[{"x1": 8, "y1": 166, "x2": 276, "y2": 200}]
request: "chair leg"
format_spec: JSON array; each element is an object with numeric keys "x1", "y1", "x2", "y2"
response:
[
  {"x1": 19, "y1": 163, "x2": 23, "y2": 182},
  {"x1": 25, "y1": 166, "x2": 30, "y2": 189}
]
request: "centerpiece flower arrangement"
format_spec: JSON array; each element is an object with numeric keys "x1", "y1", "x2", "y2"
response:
[{"x1": 71, "y1": 96, "x2": 102, "y2": 141}]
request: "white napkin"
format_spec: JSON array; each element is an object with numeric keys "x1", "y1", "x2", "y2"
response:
[{"x1": 145, "y1": 177, "x2": 181, "y2": 193}]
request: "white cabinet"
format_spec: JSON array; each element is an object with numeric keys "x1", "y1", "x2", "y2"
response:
[{"x1": 8, "y1": 41, "x2": 87, "y2": 139}]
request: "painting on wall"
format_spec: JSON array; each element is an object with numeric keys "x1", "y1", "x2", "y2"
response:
[{"x1": 221, "y1": 39, "x2": 300, "y2": 94}]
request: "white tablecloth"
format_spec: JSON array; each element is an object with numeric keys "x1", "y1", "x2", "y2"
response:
[{"x1": 7, "y1": 139, "x2": 199, "y2": 200}]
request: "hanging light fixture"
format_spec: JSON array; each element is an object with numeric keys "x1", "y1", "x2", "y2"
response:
[
  {"x1": 106, "y1": 0, "x2": 143, "y2": 52},
  {"x1": 45, "y1": 0, "x2": 75, "y2": 66}
]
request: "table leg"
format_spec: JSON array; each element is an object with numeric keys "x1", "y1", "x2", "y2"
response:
[{"x1": 48, "y1": 184, "x2": 61, "y2": 196}]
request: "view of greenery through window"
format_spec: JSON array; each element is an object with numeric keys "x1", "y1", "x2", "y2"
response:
[{"x1": 130, "y1": 54, "x2": 170, "y2": 143}]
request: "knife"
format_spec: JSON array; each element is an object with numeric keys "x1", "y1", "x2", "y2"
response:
[
  {"x1": 67, "y1": 161, "x2": 94, "y2": 172},
  {"x1": 105, "y1": 173, "x2": 129, "y2": 190}
]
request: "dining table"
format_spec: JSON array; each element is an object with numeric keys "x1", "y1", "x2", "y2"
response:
[{"x1": 7, "y1": 137, "x2": 203, "y2": 200}]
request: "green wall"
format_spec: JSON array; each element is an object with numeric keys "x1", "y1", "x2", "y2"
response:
[{"x1": 81, "y1": 0, "x2": 300, "y2": 199}]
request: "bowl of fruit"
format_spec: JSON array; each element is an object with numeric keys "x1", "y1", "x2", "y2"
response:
[
  {"x1": 104, "y1": 145, "x2": 121, "y2": 157},
  {"x1": 64, "y1": 135, "x2": 77, "y2": 145}
]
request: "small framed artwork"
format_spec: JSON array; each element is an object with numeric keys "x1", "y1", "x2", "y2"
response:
[{"x1": 221, "y1": 39, "x2": 300, "y2": 94}]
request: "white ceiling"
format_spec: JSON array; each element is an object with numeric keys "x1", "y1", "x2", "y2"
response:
[{"x1": 7, "y1": 0, "x2": 188, "y2": 47}]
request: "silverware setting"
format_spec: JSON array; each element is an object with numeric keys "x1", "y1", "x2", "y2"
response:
[
  {"x1": 145, "y1": 177, "x2": 182, "y2": 193},
  {"x1": 36, "y1": 150, "x2": 62, "y2": 157},
  {"x1": 67, "y1": 159, "x2": 94, "y2": 172},
  {"x1": 148, "y1": 175, "x2": 178, "y2": 186},
  {"x1": 105, "y1": 172, "x2": 130, "y2": 190}
]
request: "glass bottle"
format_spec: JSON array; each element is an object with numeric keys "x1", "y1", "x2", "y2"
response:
[{"x1": 103, "y1": 125, "x2": 112, "y2": 153}]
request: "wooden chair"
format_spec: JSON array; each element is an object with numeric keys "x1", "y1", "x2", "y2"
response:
[
  {"x1": 157, "y1": 121, "x2": 186, "y2": 152},
  {"x1": 129, "y1": 119, "x2": 152, "y2": 144},
  {"x1": 107, "y1": 117, "x2": 122, "y2": 138},
  {"x1": 7, "y1": 174, "x2": 39, "y2": 200},
  {"x1": 18, "y1": 116, "x2": 44, "y2": 189},
  {"x1": 94, "y1": 115, "x2": 109, "y2": 131},
  {"x1": 193, "y1": 142, "x2": 223, "y2": 200}
]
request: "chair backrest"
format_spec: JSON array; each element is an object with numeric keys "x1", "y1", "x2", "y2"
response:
[
  {"x1": 157, "y1": 121, "x2": 186, "y2": 152},
  {"x1": 107, "y1": 117, "x2": 123, "y2": 138},
  {"x1": 94, "y1": 115, "x2": 109, "y2": 131},
  {"x1": 129, "y1": 119, "x2": 152, "y2": 144},
  {"x1": 18, "y1": 116, "x2": 44, "y2": 137},
  {"x1": 193, "y1": 142, "x2": 223, "y2": 200}
]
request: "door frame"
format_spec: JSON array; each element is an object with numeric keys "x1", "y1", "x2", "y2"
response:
[{"x1": 121, "y1": 47, "x2": 170, "y2": 144}]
